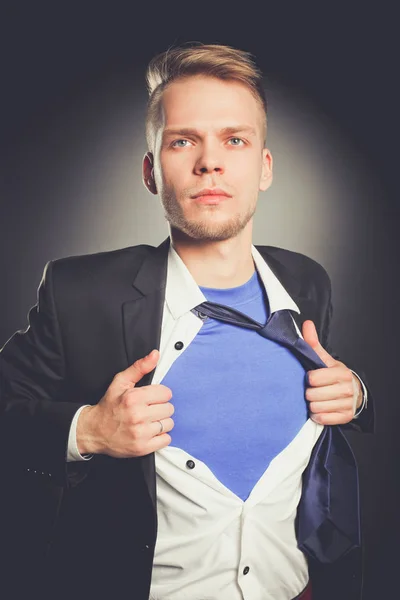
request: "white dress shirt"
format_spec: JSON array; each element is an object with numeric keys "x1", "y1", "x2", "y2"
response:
[{"x1": 67, "y1": 244, "x2": 367, "y2": 600}]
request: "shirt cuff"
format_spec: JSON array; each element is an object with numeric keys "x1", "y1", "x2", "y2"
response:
[
  {"x1": 350, "y1": 370, "x2": 368, "y2": 419},
  {"x1": 67, "y1": 405, "x2": 94, "y2": 462}
]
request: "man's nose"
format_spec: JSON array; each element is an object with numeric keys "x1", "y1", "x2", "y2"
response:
[{"x1": 193, "y1": 142, "x2": 225, "y2": 175}]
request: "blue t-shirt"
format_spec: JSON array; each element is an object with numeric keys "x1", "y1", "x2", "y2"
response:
[{"x1": 161, "y1": 271, "x2": 308, "y2": 500}]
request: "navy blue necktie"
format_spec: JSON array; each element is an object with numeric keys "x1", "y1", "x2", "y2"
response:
[
  {"x1": 193, "y1": 301, "x2": 327, "y2": 371},
  {"x1": 192, "y1": 301, "x2": 360, "y2": 564}
]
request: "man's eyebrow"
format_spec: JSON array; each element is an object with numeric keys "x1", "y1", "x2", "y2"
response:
[
  {"x1": 219, "y1": 125, "x2": 257, "y2": 137},
  {"x1": 162, "y1": 125, "x2": 257, "y2": 138},
  {"x1": 163, "y1": 128, "x2": 200, "y2": 139}
]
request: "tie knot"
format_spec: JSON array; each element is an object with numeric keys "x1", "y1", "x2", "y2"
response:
[{"x1": 192, "y1": 301, "x2": 261, "y2": 331}]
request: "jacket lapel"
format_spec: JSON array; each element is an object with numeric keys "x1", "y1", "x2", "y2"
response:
[
  {"x1": 255, "y1": 246, "x2": 321, "y2": 334},
  {"x1": 122, "y1": 238, "x2": 170, "y2": 508},
  {"x1": 122, "y1": 237, "x2": 170, "y2": 369}
]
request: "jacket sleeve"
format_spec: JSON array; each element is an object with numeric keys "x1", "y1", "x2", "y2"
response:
[{"x1": 0, "y1": 261, "x2": 87, "y2": 486}]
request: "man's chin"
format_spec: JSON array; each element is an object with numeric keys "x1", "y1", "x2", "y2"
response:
[{"x1": 170, "y1": 220, "x2": 246, "y2": 243}]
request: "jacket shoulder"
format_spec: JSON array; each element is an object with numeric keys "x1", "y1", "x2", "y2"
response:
[
  {"x1": 38, "y1": 244, "x2": 163, "y2": 310},
  {"x1": 255, "y1": 245, "x2": 331, "y2": 291},
  {"x1": 51, "y1": 243, "x2": 156, "y2": 271},
  {"x1": 46, "y1": 244, "x2": 157, "y2": 285}
]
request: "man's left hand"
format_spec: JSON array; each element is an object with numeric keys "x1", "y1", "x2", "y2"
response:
[{"x1": 302, "y1": 320, "x2": 362, "y2": 425}]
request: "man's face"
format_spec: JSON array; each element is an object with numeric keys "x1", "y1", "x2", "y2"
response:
[{"x1": 145, "y1": 75, "x2": 272, "y2": 242}]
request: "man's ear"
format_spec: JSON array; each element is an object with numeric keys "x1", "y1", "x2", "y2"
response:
[
  {"x1": 142, "y1": 152, "x2": 157, "y2": 194},
  {"x1": 259, "y1": 148, "x2": 273, "y2": 192}
]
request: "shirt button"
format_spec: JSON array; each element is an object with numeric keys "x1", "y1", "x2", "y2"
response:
[
  {"x1": 243, "y1": 566, "x2": 250, "y2": 575},
  {"x1": 174, "y1": 341, "x2": 184, "y2": 350},
  {"x1": 186, "y1": 460, "x2": 195, "y2": 469}
]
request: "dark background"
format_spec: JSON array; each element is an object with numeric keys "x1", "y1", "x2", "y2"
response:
[{"x1": 1, "y1": 3, "x2": 399, "y2": 598}]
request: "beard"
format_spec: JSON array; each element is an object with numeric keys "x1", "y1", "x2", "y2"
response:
[{"x1": 160, "y1": 190, "x2": 257, "y2": 242}]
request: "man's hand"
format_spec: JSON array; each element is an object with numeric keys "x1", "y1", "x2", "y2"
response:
[
  {"x1": 77, "y1": 349, "x2": 174, "y2": 458},
  {"x1": 302, "y1": 320, "x2": 362, "y2": 425}
]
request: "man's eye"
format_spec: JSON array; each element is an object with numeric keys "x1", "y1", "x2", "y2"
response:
[
  {"x1": 228, "y1": 138, "x2": 245, "y2": 146},
  {"x1": 172, "y1": 139, "x2": 191, "y2": 148}
]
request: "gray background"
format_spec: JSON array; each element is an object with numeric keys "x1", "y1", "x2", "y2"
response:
[{"x1": 1, "y1": 3, "x2": 399, "y2": 597}]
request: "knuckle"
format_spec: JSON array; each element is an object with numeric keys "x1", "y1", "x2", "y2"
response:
[
  {"x1": 120, "y1": 394, "x2": 131, "y2": 409},
  {"x1": 113, "y1": 372, "x2": 127, "y2": 385},
  {"x1": 132, "y1": 423, "x2": 147, "y2": 440},
  {"x1": 134, "y1": 387, "x2": 148, "y2": 404},
  {"x1": 307, "y1": 373, "x2": 315, "y2": 386},
  {"x1": 128, "y1": 406, "x2": 142, "y2": 424},
  {"x1": 118, "y1": 381, "x2": 136, "y2": 397},
  {"x1": 344, "y1": 385, "x2": 354, "y2": 398},
  {"x1": 160, "y1": 385, "x2": 173, "y2": 400},
  {"x1": 121, "y1": 392, "x2": 135, "y2": 409},
  {"x1": 305, "y1": 389, "x2": 314, "y2": 401}
]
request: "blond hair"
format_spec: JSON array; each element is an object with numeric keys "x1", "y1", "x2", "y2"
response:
[{"x1": 145, "y1": 43, "x2": 267, "y2": 151}]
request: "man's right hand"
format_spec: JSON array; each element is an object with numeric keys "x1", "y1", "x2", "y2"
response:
[{"x1": 76, "y1": 349, "x2": 174, "y2": 458}]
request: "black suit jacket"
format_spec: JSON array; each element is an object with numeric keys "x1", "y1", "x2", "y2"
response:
[{"x1": 0, "y1": 238, "x2": 373, "y2": 600}]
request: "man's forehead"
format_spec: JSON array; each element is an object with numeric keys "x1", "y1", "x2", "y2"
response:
[
  {"x1": 162, "y1": 75, "x2": 258, "y2": 107},
  {"x1": 160, "y1": 78, "x2": 262, "y2": 125}
]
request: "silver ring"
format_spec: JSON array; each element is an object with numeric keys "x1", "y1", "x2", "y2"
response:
[{"x1": 157, "y1": 420, "x2": 164, "y2": 434}]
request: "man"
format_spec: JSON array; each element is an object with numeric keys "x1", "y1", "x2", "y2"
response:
[{"x1": 0, "y1": 44, "x2": 372, "y2": 600}]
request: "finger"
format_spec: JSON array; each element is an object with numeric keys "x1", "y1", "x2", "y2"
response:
[
  {"x1": 308, "y1": 398, "x2": 355, "y2": 414},
  {"x1": 311, "y1": 412, "x2": 354, "y2": 426},
  {"x1": 142, "y1": 384, "x2": 173, "y2": 406},
  {"x1": 305, "y1": 381, "x2": 354, "y2": 402},
  {"x1": 118, "y1": 350, "x2": 160, "y2": 387},
  {"x1": 122, "y1": 385, "x2": 172, "y2": 412},
  {"x1": 147, "y1": 402, "x2": 175, "y2": 420},
  {"x1": 144, "y1": 433, "x2": 172, "y2": 454},
  {"x1": 301, "y1": 320, "x2": 336, "y2": 368},
  {"x1": 149, "y1": 417, "x2": 174, "y2": 438},
  {"x1": 307, "y1": 366, "x2": 352, "y2": 387}
]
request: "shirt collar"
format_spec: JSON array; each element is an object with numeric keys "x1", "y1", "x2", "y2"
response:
[{"x1": 165, "y1": 243, "x2": 300, "y2": 320}]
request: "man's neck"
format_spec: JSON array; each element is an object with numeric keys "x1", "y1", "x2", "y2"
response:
[{"x1": 170, "y1": 227, "x2": 255, "y2": 289}]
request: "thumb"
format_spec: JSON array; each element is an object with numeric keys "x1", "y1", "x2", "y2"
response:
[
  {"x1": 121, "y1": 349, "x2": 160, "y2": 386},
  {"x1": 301, "y1": 320, "x2": 336, "y2": 367}
]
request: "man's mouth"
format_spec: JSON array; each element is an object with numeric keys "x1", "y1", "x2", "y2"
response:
[{"x1": 191, "y1": 188, "x2": 232, "y2": 204}]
